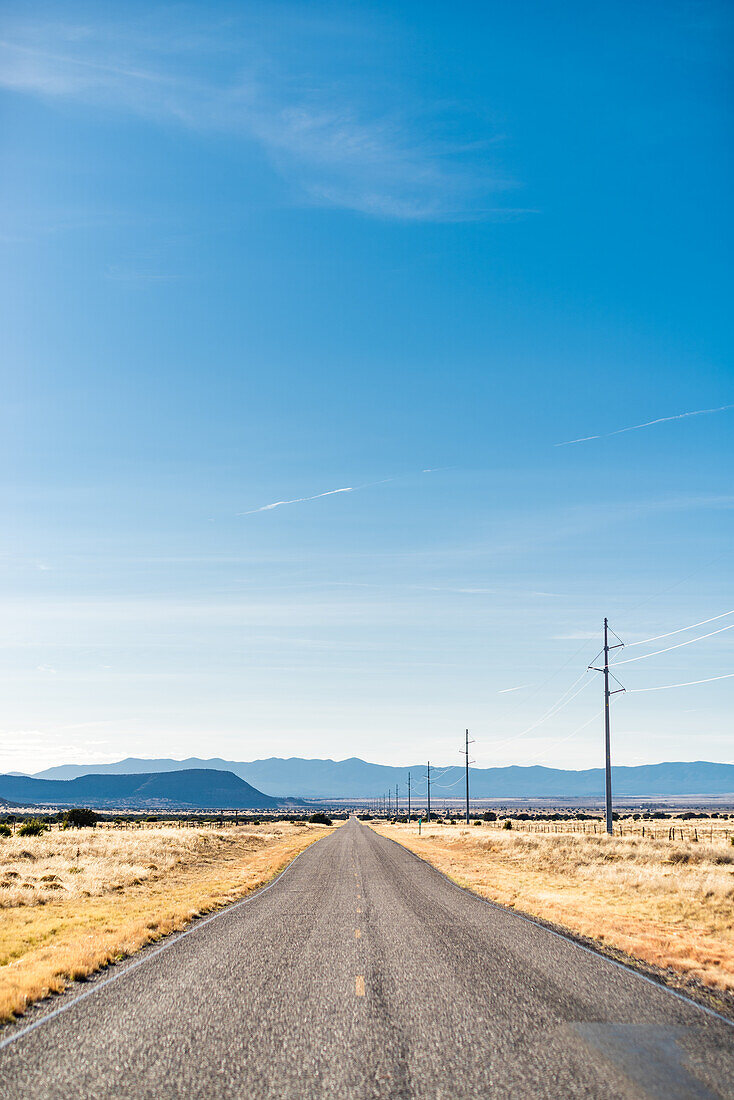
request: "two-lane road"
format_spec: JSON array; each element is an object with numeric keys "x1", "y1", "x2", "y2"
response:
[{"x1": 1, "y1": 818, "x2": 732, "y2": 1098}]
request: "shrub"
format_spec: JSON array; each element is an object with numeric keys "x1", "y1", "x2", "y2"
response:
[
  {"x1": 503, "y1": 819, "x2": 513, "y2": 830},
  {"x1": 308, "y1": 812, "x2": 333, "y2": 826},
  {"x1": 482, "y1": 811, "x2": 497, "y2": 822},
  {"x1": 18, "y1": 819, "x2": 47, "y2": 836},
  {"x1": 62, "y1": 807, "x2": 99, "y2": 829},
  {"x1": 0, "y1": 823, "x2": 11, "y2": 838}
]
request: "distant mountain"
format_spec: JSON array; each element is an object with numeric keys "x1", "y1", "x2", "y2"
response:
[
  {"x1": 0, "y1": 769, "x2": 285, "y2": 810},
  {"x1": 28, "y1": 756, "x2": 734, "y2": 799}
]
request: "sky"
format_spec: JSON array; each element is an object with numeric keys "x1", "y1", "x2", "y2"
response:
[{"x1": 0, "y1": 0, "x2": 732, "y2": 776}]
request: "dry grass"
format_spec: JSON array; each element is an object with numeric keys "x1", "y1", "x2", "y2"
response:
[
  {"x1": 375, "y1": 821, "x2": 734, "y2": 997},
  {"x1": 0, "y1": 822, "x2": 330, "y2": 1021}
]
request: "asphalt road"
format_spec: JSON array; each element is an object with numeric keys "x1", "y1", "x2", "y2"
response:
[{"x1": 1, "y1": 817, "x2": 732, "y2": 1099}]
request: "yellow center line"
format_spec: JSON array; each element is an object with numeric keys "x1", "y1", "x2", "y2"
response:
[
  {"x1": 355, "y1": 975, "x2": 365, "y2": 997},
  {"x1": 356, "y1": 907, "x2": 361, "y2": 914},
  {"x1": 355, "y1": 928, "x2": 361, "y2": 938}
]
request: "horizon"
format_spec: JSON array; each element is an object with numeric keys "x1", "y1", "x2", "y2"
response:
[
  {"x1": 2, "y1": 1, "x2": 732, "y2": 776},
  {"x1": 11, "y1": 753, "x2": 734, "y2": 778}
]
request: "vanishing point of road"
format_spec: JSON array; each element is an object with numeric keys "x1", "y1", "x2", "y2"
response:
[{"x1": 1, "y1": 817, "x2": 732, "y2": 1099}]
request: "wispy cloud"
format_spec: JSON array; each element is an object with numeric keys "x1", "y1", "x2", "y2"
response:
[
  {"x1": 555, "y1": 404, "x2": 734, "y2": 447},
  {"x1": 239, "y1": 486, "x2": 355, "y2": 516},
  {"x1": 0, "y1": 14, "x2": 509, "y2": 222},
  {"x1": 237, "y1": 468, "x2": 449, "y2": 516}
]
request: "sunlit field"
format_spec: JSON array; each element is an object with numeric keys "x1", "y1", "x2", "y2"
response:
[
  {"x1": 0, "y1": 821, "x2": 331, "y2": 1021},
  {"x1": 375, "y1": 817, "x2": 734, "y2": 1008}
]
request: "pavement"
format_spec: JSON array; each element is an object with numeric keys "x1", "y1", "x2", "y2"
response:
[{"x1": 1, "y1": 817, "x2": 732, "y2": 1098}]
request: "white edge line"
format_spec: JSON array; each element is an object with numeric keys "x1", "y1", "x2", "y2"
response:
[
  {"x1": 0, "y1": 836, "x2": 327, "y2": 1053},
  {"x1": 370, "y1": 825, "x2": 734, "y2": 1029}
]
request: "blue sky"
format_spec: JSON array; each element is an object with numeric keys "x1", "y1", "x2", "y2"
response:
[{"x1": 1, "y1": 0, "x2": 732, "y2": 775}]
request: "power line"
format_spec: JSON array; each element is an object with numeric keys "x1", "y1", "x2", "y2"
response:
[
  {"x1": 521, "y1": 708, "x2": 603, "y2": 766},
  {"x1": 464, "y1": 728, "x2": 474, "y2": 824},
  {"x1": 432, "y1": 772, "x2": 468, "y2": 789},
  {"x1": 618, "y1": 549, "x2": 732, "y2": 617},
  {"x1": 615, "y1": 622, "x2": 734, "y2": 665},
  {"x1": 491, "y1": 671, "x2": 594, "y2": 752},
  {"x1": 588, "y1": 618, "x2": 625, "y2": 835},
  {"x1": 426, "y1": 761, "x2": 431, "y2": 823},
  {"x1": 629, "y1": 672, "x2": 734, "y2": 692},
  {"x1": 499, "y1": 638, "x2": 595, "y2": 716},
  {"x1": 623, "y1": 608, "x2": 734, "y2": 647}
]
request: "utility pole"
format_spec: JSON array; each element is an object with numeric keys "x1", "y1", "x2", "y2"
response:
[
  {"x1": 464, "y1": 728, "x2": 475, "y2": 825},
  {"x1": 426, "y1": 761, "x2": 431, "y2": 823},
  {"x1": 589, "y1": 618, "x2": 625, "y2": 836},
  {"x1": 388, "y1": 789, "x2": 391, "y2": 817},
  {"x1": 407, "y1": 772, "x2": 411, "y2": 821},
  {"x1": 395, "y1": 784, "x2": 399, "y2": 816}
]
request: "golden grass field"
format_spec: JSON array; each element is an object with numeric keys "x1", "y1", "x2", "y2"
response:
[
  {"x1": 375, "y1": 819, "x2": 734, "y2": 1005},
  {"x1": 0, "y1": 821, "x2": 331, "y2": 1022}
]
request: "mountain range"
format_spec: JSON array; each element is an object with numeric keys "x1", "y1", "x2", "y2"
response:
[
  {"x1": 21, "y1": 756, "x2": 734, "y2": 799},
  {"x1": 0, "y1": 769, "x2": 284, "y2": 810}
]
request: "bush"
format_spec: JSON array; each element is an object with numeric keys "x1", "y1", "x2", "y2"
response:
[
  {"x1": 62, "y1": 807, "x2": 99, "y2": 829},
  {"x1": 0, "y1": 823, "x2": 11, "y2": 838},
  {"x1": 18, "y1": 819, "x2": 47, "y2": 836},
  {"x1": 482, "y1": 811, "x2": 497, "y2": 822},
  {"x1": 503, "y1": 819, "x2": 513, "y2": 830},
  {"x1": 308, "y1": 812, "x2": 333, "y2": 826}
]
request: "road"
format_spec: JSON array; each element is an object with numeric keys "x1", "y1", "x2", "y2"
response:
[{"x1": 1, "y1": 817, "x2": 732, "y2": 1098}]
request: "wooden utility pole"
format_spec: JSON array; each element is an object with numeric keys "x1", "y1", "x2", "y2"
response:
[
  {"x1": 407, "y1": 772, "x2": 411, "y2": 820},
  {"x1": 464, "y1": 728, "x2": 474, "y2": 825},
  {"x1": 589, "y1": 618, "x2": 624, "y2": 836},
  {"x1": 426, "y1": 762, "x2": 431, "y2": 823}
]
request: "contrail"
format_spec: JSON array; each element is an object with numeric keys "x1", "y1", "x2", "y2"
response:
[
  {"x1": 239, "y1": 468, "x2": 440, "y2": 516},
  {"x1": 555, "y1": 403, "x2": 734, "y2": 447},
  {"x1": 238, "y1": 487, "x2": 355, "y2": 515}
]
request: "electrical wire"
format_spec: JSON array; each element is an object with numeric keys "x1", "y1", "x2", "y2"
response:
[
  {"x1": 433, "y1": 771, "x2": 468, "y2": 790},
  {"x1": 622, "y1": 609, "x2": 734, "y2": 648},
  {"x1": 498, "y1": 637, "x2": 596, "y2": 716},
  {"x1": 487, "y1": 672, "x2": 594, "y2": 757},
  {"x1": 619, "y1": 550, "x2": 732, "y2": 617},
  {"x1": 615, "y1": 622, "x2": 734, "y2": 665},
  {"x1": 628, "y1": 672, "x2": 734, "y2": 692},
  {"x1": 519, "y1": 709, "x2": 603, "y2": 766}
]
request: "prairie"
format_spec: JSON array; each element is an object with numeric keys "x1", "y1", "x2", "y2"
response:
[
  {"x1": 0, "y1": 821, "x2": 330, "y2": 1021},
  {"x1": 375, "y1": 819, "x2": 734, "y2": 1008}
]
